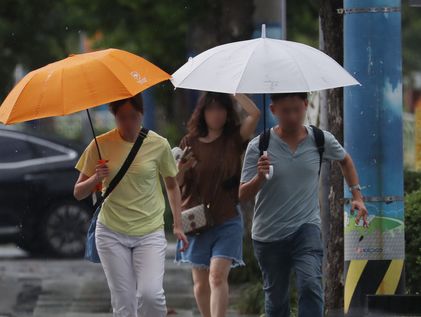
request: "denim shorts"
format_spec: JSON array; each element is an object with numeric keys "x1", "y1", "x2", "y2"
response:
[{"x1": 175, "y1": 206, "x2": 245, "y2": 269}]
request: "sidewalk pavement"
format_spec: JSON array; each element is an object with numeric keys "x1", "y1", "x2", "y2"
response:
[{"x1": 0, "y1": 242, "x2": 258, "y2": 317}]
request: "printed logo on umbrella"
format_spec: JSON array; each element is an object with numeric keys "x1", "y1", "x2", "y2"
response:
[
  {"x1": 130, "y1": 71, "x2": 148, "y2": 84},
  {"x1": 264, "y1": 79, "x2": 280, "y2": 91}
]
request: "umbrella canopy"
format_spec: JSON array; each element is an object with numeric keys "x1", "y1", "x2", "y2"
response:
[
  {"x1": 0, "y1": 48, "x2": 170, "y2": 124},
  {"x1": 171, "y1": 25, "x2": 359, "y2": 94}
]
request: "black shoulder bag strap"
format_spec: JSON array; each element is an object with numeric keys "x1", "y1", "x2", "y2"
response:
[
  {"x1": 310, "y1": 125, "x2": 325, "y2": 176},
  {"x1": 94, "y1": 127, "x2": 149, "y2": 210}
]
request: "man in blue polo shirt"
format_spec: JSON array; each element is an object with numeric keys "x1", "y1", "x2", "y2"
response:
[{"x1": 239, "y1": 92, "x2": 368, "y2": 317}]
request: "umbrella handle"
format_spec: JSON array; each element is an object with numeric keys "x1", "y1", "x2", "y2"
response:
[
  {"x1": 95, "y1": 159, "x2": 109, "y2": 192},
  {"x1": 265, "y1": 166, "x2": 274, "y2": 180},
  {"x1": 263, "y1": 151, "x2": 273, "y2": 180}
]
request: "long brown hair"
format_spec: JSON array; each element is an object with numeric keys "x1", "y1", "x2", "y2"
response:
[{"x1": 187, "y1": 92, "x2": 239, "y2": 138}]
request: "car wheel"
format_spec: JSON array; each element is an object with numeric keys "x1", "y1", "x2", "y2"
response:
[{"x1": 41, "y1": 201, "x2": 92, "y2": 258}]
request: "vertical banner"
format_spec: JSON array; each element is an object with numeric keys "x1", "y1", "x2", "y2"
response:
[{"x1": 343, "y1": 0, "x2": 405, "y2": 315}]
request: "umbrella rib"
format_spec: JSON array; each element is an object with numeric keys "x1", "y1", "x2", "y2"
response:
[
  {"x1": 77, "y1": 63, "x2": 100, "y2": 110},
  {"x1": 174, "y1": 45, "x2": 234, "y2": 89},
  {"x1": 281, "y1": 42, "x2": 311, "y2": 92},
  {"x1": 106, "y1": 52, "x2": 134, "y2": 74},
  {"x1": 235, "y1": 39, "x2": 261, "y2": 93},
  {"x1": 106, "y1": 53, "x2": 155, "y2": 94},
  {"x1": 108, "y1": 52, "x2": 170, "y2": 91},
  {"x1": 61, "y1": 67, "x2": 66, "y2": 115},
  {"x1": 3, "y1": 71, "x2": 38, "y2": 124},
  {"x1": 95, "y1": 57, "x2": 132, "y2": 96}
]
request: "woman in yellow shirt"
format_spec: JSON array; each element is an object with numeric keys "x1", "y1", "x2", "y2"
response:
[{"x1": 73, "y1": 94, "x2": 188, "y2": 317}]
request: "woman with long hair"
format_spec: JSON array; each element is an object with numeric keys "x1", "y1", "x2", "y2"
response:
[
  {"x1": 74, "y1": 94, "x2": 189, "y2": 317},
  {"x1": 175, "y1": 92, "x2": 260, "y2": 317}
]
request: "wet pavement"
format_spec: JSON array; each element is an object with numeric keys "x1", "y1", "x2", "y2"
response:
[{"x1": 0, "y1": 243, "x2": 257, "y2": 317}]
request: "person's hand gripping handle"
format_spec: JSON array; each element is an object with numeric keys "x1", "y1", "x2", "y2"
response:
[
  {"x1": 258, "y1": 151, "x2": 273, "y2": 181},
  {"x1": 263, "y1": 151, "x2": 273, "y2": 180},
  {"x1": 95, "y1": 159, "x2": 109, "y2": 192}
]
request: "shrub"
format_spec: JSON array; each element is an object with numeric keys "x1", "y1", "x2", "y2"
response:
[
  {"x1": 404, "y1": 189, "x2": 421, "y2": 294},
  {"x1": 404, "y1": 170, "x2": 421, "y2": 194}
]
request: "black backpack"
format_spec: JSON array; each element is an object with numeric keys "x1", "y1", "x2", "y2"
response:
[{"x1": 258, "y1": 125, "x2": 325, "y2": 175}]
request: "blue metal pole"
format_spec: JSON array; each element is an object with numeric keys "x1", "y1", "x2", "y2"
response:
[{"x1": 343, "y1": 0, "x2": 405, "y2": 314}]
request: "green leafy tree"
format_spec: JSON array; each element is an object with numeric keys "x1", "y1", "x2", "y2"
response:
[
  {"x1": 0, "y1": 0, "x2": 79, "y2": 100},
  {"x1": 403, "y1": 0, "x2": 421, "y2": 76}
]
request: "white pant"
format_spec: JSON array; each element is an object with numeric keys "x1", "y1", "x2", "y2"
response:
[{"x1": 95, "y1": 222, "x2": 167, "y2": 317}]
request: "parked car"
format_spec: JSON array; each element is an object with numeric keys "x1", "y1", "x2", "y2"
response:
[{"x1": 0, "y1": 128, "x2": 92, "y2": 257}]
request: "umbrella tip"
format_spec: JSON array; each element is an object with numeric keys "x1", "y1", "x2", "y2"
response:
[{"x1": 261, "y1": 24, "x2": 266, "y2": 38}]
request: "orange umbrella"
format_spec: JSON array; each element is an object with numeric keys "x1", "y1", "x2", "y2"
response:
[
  {"x1": 0, "y1": 48, "x2": 170, "y2": 167},
  {"x1": 0, "y1": 48, "x2": 170, "y2": 193},
  {"x1": 0, "y1": 48, "x2": 170, "y2": 124}
]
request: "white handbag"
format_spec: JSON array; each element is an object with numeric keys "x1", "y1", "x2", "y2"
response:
[
  {"x1": 181, "y1": 203, "x2": 214, "y2": 235},
  {"x1": 179, "y1": 137, "x2": 227, "y2": 235}
]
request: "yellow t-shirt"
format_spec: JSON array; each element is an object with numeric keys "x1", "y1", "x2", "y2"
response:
[{"x1": 75, "y1": 128, "x2": 178, "y2": 236}]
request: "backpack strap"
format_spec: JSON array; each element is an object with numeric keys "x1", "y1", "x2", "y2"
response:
[
  {"x1": 258, "y1": 126, "x2": 325, "y2": 175},
  {"x1": 310, "y1": 125, "x2": 325, "y2": 176},
  {"x1": 258, "y1": 129, "x2": 271, "y2": 156}
]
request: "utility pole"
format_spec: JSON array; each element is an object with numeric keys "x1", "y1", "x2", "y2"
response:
[{"x1": 319, "y1": 1, "x2": 345, "y2": 315}]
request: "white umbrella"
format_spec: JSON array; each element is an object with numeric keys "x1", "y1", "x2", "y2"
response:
[
  {"x1": 172, "y1": 24, "x2": 360, "y2": 131},
  {"x1": 172, "y1": 25, "x2": 360, "y2": 179},
  {"x1": 171, "y1": 24, "x2": 359, "y2": 94}
]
